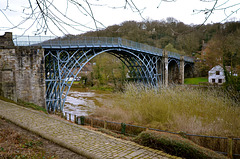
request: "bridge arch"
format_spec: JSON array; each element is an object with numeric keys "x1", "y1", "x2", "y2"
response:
[
  {"x1": 184, "y1": 63, "x2": 194, "y2": 78},
  {"x1": 45, "y1": 48, "x2": 162, "y2": 111},
  {"x1": 168, "y1": 59, "x2": 180, "y2": 84},
  {"x1": 11, "y1": 35, "x2": 195, "y2": 112}
]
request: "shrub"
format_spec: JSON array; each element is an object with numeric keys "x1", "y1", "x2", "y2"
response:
[
  {"x1": 223, "y1": 66, "x2": 240, "y2": 103},
  {"x1": 134, "y1": 130, "x2": 226, "y2": 159}
]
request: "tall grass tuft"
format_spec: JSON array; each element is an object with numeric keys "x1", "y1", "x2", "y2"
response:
[{"x1": 93, "y1": 83, "x2": 240, "y2": 137}]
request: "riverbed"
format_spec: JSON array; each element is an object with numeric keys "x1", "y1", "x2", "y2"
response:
[{"x1": 63, "y1": 87, "x2": 114, "y2": 118}]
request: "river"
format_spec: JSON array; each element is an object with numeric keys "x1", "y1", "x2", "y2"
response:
[{"x1": 62, "y1": 87, "x2": 114, "y2": 118}]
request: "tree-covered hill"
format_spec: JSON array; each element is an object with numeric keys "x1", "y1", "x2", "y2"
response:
[{"x1": 74, "y1": 18, "x2": 240, "y2": 76}]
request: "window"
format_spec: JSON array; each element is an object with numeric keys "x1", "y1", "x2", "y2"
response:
[
  {"x1": 212, "y1": 79, "x2": 215, "y2": 83},
  {"x1": 219, "y1": 79, "x2": 222, "y2": 83},
  {"x1": 216, "y1": 71, "x2": 220, "y2": 75}
]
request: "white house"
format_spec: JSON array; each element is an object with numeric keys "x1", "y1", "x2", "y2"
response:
[{"x1": 208, "y1": 65, "x2": 225, "y2": 84}]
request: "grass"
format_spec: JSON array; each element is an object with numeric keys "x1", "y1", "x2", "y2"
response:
[
  {"x1": 0, "y1": 96, "x2": 47, "y2": 113},
  {"x1": 92, "y1": 83, "x2": 240, "y2": 137},
  {"x1": 90, "y1": 85, "x2": 114, "y2": 91},
  {"x1": 0, "y1": 119, "x2": 56, "y2": 158},
  {"x1": 91, "y1": 84, "x2": 240, "y2": 156},
  {"x1": 134, "y1": 130, "x2": 226, "y2": 159},
  {"x1": 184, "y1": 77, "x2": 208, "y2": 85}
]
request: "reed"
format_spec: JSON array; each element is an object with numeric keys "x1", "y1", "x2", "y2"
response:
[{"x1": 93, "y1": 83, "x2": 240, "y2": 137}]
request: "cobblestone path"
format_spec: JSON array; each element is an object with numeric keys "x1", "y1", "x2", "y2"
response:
[{"x1": 0, "y1": 100, "x2": 179, "y2": 159}]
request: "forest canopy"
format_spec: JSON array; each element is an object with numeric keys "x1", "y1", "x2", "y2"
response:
[{"x1": 77, "y1": 19, "x2": 240, "y2": 76}]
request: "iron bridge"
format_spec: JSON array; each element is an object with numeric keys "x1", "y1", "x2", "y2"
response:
[{"x1": 13, "y1": 36, "x2": 194, "y2": 112}]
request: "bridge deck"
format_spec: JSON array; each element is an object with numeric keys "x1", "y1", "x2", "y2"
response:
[{"x1": 13, "y1": 35, "x2": 194, "y2": 63}]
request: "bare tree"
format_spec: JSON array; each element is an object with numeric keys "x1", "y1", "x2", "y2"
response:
[
  {"x1": 0, "y1": 0, "x2": 239, "y2": 36},
  {"x1": 193, "y1": 0, "x2": 240, "y2": 24},
  {"x1": 0, "y1": 0, "x2": 148, "y2": 35}
]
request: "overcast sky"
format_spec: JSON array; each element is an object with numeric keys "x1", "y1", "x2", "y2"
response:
[{"x1": 0, "y1": 0, "x2": 239, "y2": 36}]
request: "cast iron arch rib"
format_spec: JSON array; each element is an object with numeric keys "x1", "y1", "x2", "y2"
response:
[
  {"x1": 13, "y1": 36, "x2": 194, "y2": 112},
  {"x1": 45, "y1": 48, "x2": 159, "y2": 111}
]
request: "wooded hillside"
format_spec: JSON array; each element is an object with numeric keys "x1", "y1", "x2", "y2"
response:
[{"x1": 72, "y1": 18, "x2": 239, "y2": 77}]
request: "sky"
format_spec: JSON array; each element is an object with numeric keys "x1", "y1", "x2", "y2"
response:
[{"x1": 0, "y1": 0, "x2": 239, "y2": 36}]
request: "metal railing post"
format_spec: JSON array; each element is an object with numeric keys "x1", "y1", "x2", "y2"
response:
[
  {"x1": 28, "y1": 35, "x2": 30, "y2": 45},
  {"x1": 228, "y1": 137, "x2": 233, "y2": 159},
  {"x1": 74, "y1": 115, "x2": 77, "y2": 123},
  {"x1": 65, "y1": 112, "x2": 67, "y2": 120},
  {"x1": 104, "y1": 120, "x2": 107, "y2": 129},
  {"x1": 91, "y1": 118, "x2": 93, "y2": 127},
  {"x1": 69, "y1": 37, "x2": 70, "y2": 46},
  {"x1": 15, "y1": 35, "x2": 18, "y2": 46}
]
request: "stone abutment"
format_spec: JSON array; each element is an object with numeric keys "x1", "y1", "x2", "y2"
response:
[{"x1": 0, "y1": 32, "x2": 46, "y2": 108}]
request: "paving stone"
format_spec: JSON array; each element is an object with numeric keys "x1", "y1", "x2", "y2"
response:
[{"x1": 0, "y1": 100, "x2": 178, "y2": 159}]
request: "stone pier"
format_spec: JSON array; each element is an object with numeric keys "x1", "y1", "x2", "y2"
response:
[{"x1": 0, "y1": 32, "x2": 46, "y2": 108}]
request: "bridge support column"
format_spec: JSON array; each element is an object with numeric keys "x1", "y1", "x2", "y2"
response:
[
  {"x1": 0, "y1": 32, "x2": 46, "y2": 108},
  {"x1": 163, "y1": 50, "x2": 168, "y2": 87},
  {"x1": 179, "y1": 56, "x2": 184, "y2": 85},
  {"x1": 156, "y1": 59, "x2": 163, "y2": 87}
]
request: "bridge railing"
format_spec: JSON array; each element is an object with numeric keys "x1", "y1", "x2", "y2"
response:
[
  {"x1": 13, "y1": 35, "x2": 57, "y2": 46},
  {"x1": 168, "y1": 51, "x2": 181, "y2": 60},
  {"x1": 120, "y1": 38, "x2": 163, "y2": 55},
  {"x1": 13, "y1": 35, "x2": 194, "y2": 62},
  {"x1": 184, "y1": 56, "x2": 194, "y2": 63},
  {"x1": 13, "y1": 35, "x2": 164, "y2": 56}
]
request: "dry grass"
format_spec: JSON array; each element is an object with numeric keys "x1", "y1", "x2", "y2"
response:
[
  {"x1": 0, "y1": 120, "x2": 54, "y2": 158},
  {"x1": 0, "y1": 118, "x2": 85, "y2": 159},
  {"x1": 92, "y1": 83, "x2": 240, "y2": 137}
]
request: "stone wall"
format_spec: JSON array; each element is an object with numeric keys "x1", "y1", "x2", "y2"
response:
[{"x1": 0, "y1": 32, "x2": 46, "y2": 108}]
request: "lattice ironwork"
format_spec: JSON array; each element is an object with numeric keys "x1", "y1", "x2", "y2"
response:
[
  {"x1": 44, "y1": 48, "x2": 163, "y2": 111},
  {"x1": 13, "y1": 36, "x2": 194, "y2": 112}
]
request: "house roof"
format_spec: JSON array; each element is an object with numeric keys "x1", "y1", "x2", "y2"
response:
[
  {"x1": 209, "y1": 65, "x2": 238, "y2": 74},
  {"x1": 209, "y1": 65, "x2": 224, "y2": 72}
]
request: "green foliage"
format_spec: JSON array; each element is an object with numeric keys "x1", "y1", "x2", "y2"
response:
[
  {"x1": 0, "y1": 95, "x2": 16, "y2": 104},
  {"x1": 71, "y1": 19, "x2": 240, "y2": 77},
  {"x1": 91, "y1": 53, "x2": 127, "y2": 90},
  {"x1": 184, "y1": 77, "x2": 208, "y2": 85},
  {"x1": 91, "y1": 85, "x2": 113, "y2": 91},
  {"x1": 0, "y1": 147, "x2": 4, "y2": 152},
  {"x1": 134, "y1": 130, "x2": 226, "y2": 159},
  {"x1": 81, "y1": 19, "x2": 240, "y2": 56},
  {"x1": 17, "y1": 100, "x2": 47, "y2": 113},
  {"x1": 223, "y1": 66, "x2": 240, "y2": 103},
  {"x1": 164, "y1": 43, "x2": 185, "y2": 55},
  {"x1": 0, "y1": 96, "x2": 47, "y2": 113},
  {"x1": 23, "y1": 141, "x2": 34, "y2": 148}
]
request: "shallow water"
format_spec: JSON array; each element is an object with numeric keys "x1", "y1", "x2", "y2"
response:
[{"x1": 63, "y1": 87, "x2": 114, "y2": 119}]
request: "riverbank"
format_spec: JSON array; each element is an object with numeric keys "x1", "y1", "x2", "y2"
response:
[
  {"x1": 67, "y1": 83, "x2": 240, "y2": 137},
  {"x1": 91, "y1": 84, "x2": 240, "y2": 137},
  {"x1": 0, "y1": 99, "x2": 174, "y2": 159},
  {"x1": 0, "y1": 118, "x2": 86, "y2": 159}
]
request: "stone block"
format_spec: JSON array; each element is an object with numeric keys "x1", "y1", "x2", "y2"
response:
[{"x1": 0, "y1": 34, "x2": 45, "y2": 108}]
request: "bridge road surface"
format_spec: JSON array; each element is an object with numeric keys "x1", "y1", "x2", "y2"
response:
[{"x1": 0, "y1": 100, "x2": 179, "y2": 159}]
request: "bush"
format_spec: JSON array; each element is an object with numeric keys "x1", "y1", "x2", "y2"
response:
[
  {"x1": 223, "y1": 67, "x2": 240, "y2": 103},
  {"x1": 134, "y1": 130, "x2": 226, "y2": 159}
]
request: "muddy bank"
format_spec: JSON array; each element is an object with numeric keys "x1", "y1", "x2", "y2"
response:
[{"x1": 63, "y1": 87, "x2": 115, "y2": 120}]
